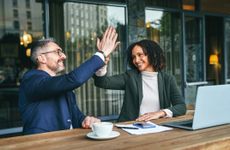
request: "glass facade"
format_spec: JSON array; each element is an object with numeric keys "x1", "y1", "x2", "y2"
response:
[
  {"x1": 63, "y1": 3, "x2": 126, "y2": 117},
  {"x1": 0, "y1": 0, "x2": 43, "y2": 134},
  {"x1": 185, "y1": 16, "x2": 204, "y2": 83},
  {"x1": 226, "y1": 19, "x2": 230, "y2": 81},
  {"x1": 184, "y1": 15, "x2": 205, "y2": 106},
  {"x1": 145, "y1": 10, "x2": 183, "y2": 86}
]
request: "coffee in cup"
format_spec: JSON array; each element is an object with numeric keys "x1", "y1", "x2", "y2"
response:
[{"x1": 92, "y1": 122, "x2": 113, "y2": 137}]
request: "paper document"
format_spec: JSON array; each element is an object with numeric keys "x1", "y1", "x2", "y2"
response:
[{"x1": 115, "y1": 121, "x2": 172, "y2": 135}]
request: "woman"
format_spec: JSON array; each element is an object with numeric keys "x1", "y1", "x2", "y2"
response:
[{"x1": 94, "y1": 39, "x2": 186, "y2": 122}]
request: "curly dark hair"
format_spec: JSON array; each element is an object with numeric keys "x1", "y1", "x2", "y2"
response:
[{"x1": 127, "y1": 39, "x2": 166, "y2": 72}]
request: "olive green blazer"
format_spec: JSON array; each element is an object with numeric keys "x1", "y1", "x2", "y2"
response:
[{"x1": 94, "y1": 70, "x2": 186, "y2": 122}]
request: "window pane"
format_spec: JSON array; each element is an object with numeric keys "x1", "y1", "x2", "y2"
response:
[
  {"x1": 0, "y1": 0, "x2": 43, "y2": 132},
  {"x1": 12, "y1": 0, "x2": 18, "y2": 7},
  {"x1": 185, "y1": 16, "x2": 203, "y2": 82},
  {"x1": 25, "y1": 0, "x2": 31, "y2": 8},
  {"x1": 13, "y1": 20, "x2": 20, "y2": 29},
  {"x1": 226, "y1": 20, "x2": 230, "y2": 80},
  {"x1": 64, "y1": 3, "x2": 126, "y2": 118},
  {"x1": 184, "y1": 16, "x2": 204, "y2": 106},
  {"x1": 145, "y1": 10, "x2": 183, "y2": 86},
  {"x1": 13, "y1": 9, "x2": 18, "y2": 18},
  {"x1": 26, "y1": 11, "x2": 31, "y2": 19}
]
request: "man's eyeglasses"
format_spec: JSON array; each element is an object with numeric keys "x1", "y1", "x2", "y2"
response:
[{"x1": 41, "y1": 49, "x2": 65, "y2": 56}]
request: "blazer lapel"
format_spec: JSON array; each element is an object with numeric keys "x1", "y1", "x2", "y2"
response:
[
  {"x1": 136, "y1": 72, "x2": 143, "y2": 106},
  {"x1": 158, "y1": 72, "x2": 164, "y2": 108}
]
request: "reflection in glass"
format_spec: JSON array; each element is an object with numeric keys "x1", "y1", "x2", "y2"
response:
[
  {"x1": 64, "y1": 3, "x2": 126, "y2": 118},
  {"x1": 185, "y1": 16, "x2": 203, "y2": 83},
  {"x1": 145, "y1": 10, "x2": 182, "y2": 86},
  {"x1": 184, "y1": 16, "x2": 204, "y2": 106},
  {"x1": 0, "y1": 0, "x2": 43, "y2": 131},
  {"x1": 226, "y1": 20, "x2": 230, "y2": 80},
  {"x1": 0, "y1": 0, "x2": 43, "y2": 86}
]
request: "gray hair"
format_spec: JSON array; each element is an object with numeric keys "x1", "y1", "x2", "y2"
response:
[{"x1": 30, "y1": 38, "x2": 56, "y2": 66}]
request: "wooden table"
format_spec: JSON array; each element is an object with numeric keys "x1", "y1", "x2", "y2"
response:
[{"x1": 0, "y1": 114, "x2": 230, "y2": 150}]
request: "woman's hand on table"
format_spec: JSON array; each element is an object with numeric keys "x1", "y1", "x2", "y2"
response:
[{"x1": 136, "y1": 111, "x2": 166, "y2": 122}]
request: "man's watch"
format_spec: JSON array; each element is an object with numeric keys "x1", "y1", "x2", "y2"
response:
[{"x1": 98, "y1": 51, "x2": 107, "y2": 58}]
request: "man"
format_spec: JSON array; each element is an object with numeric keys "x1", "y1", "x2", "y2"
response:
[{"x1": 19, "y1": 27, "x2": 119, "y2": 134}]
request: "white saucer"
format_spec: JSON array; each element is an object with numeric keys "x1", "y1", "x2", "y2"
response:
[{"x1": 86, "y1": 131, "x2": 120, "y2": 140}]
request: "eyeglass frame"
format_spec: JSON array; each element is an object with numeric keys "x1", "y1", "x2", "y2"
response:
[{"x1": 40, "y1": 49, "x2": 65, "y2": 57}]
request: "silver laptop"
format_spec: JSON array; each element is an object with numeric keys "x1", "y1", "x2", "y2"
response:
[{"x1": 162, "y1": 84, "x2": 230, "y2": 130}]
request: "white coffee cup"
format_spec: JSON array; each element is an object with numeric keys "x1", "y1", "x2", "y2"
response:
[{"x1": 92, "y1": 122, "x2": 113, "y2": 137}]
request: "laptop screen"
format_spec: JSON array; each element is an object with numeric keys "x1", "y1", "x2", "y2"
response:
[
  {"x1": 162, "y1": 84, "x2": 230, "y2": 130},
  {"x1": 192, "y1": 84, "x2": 230, "y2": 129}
]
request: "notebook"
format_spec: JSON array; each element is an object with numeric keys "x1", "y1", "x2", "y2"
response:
[{"x1": 162, "y1": 84, "x2": 230, "y2": 130}]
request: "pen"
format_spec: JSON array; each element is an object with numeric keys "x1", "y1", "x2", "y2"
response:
[{"x1": 120, "y1": 127, "x2": 139, "y2": 130}]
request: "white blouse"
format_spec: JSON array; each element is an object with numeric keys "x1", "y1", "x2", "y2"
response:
[{"x1": 139, "y1": 71, "x2": 172, "y2": 117}]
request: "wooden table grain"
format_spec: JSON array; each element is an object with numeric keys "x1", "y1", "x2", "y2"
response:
[{"x1": 0, "y1": 114, "x2": 230, "y2": 150}]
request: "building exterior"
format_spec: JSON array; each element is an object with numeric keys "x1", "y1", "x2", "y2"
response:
[
  {"x1": 0, "y1": 0, "x2": 229, "y2": 137},
  {"x1": 0, "y1": 0, "x2": 43, "y2": 39}
]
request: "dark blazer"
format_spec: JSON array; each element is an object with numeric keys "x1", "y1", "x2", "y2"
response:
[
  {"x1": 94, "y1": 69, "x2": 186, "y2": 122},
  {"x1": 19, "y1": 55, "x2": 104, "y2": 134}
]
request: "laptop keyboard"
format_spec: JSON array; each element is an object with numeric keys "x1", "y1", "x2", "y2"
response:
[
  {"x1": 180, "y1": 122, "x2": 193, "y2": 127},
  {"x1": 161, "y1": 119, "x2": 194, "y2": 129},
  {"x1": 170, "y1": 119, "x2": 193, "y2": 127}
]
